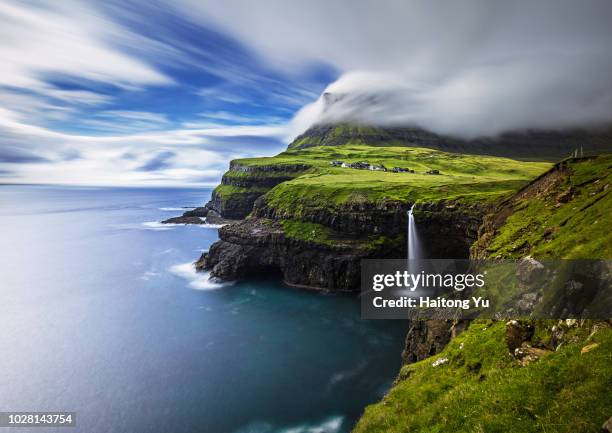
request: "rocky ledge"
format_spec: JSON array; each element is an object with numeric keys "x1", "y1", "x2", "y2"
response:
[
  {"x1": 161, "y1": 205, "x2": 239, "y2": 225},
  {"x1": 196, "y1": 218, "x2": 387, "y2": 291},
  {"x1": 162, "y1": 207, "x2": 208, "y2": 224},
  {"x1": 196, "y1": 199, "x2": 488, "y2": 291}
]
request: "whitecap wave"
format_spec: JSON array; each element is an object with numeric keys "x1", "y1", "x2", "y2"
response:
[
  {"x1": 281, "y1": 416, "x2": 344, "y2": 433},
  {"x1": 169, "y1": 262, "x2": 231, "y2": 290},
  {"x1": 142, "y1": 221, "x2": 179, "y2": 230},
  {"x1": 233, "y1": 417, "x2": 344, "y2": 433},
  {"x1": 159, "y1": 207, "x2": 196, "y2": 211},
  {"x1": 310, "y1": 417, "x2": 344, "y2": 433},
  {"x1": 197, "y1": 222, "x2": 226, "y2": 229}
]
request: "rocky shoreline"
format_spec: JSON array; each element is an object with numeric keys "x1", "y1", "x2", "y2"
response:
[{"x1": 161, "y1": 205, "x2": 238, "y2": 225}]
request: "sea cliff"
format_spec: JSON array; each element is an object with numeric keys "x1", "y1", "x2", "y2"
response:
[{"x1": 195, "y1": 126, "x2": 551, "y2": 289}]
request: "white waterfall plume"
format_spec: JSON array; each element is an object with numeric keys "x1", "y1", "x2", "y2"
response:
[{"x1": 407, "y1": 204, "x2": 422, "y2": 261}]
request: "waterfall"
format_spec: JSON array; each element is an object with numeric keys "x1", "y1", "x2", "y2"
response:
[
  {"x1": 406, "y1": 204, "x2": 422, "y2": 291},
  {"x1": 407, "y1": 204, "x2": 421, "y2": 261}
]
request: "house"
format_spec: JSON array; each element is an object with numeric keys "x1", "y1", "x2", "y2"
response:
[
  {"x1": 369, "y1": 164, "x2": 387, "y2": 171},
  {"x1": 330, "y1": 160, "x2": 344, "y2": 167},
  {"x1": 391, "y1": 167, "x2": 414, "y2": 173},
  {"x1": 350, "y1": 161, "x2": 370, "y2": 169},
  {"x1": 426, "y1": 169, "x2": 441, "y2": 175}
]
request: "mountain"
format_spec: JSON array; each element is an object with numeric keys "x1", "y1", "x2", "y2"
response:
[{"x1": 289, "y1": 123, "x2": 612, "y2": 161}]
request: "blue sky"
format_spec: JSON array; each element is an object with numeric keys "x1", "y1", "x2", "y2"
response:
[
  {"x1": 1, "y1": 0, "x2": 611, "y2": 186},
  {"x1": 0, "y1": 1, "x2": 337, "y2": 186}
]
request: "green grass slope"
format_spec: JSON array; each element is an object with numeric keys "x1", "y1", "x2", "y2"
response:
[
  {"x1": 353, "y1": 321, "x2": 612, "y2": 433},
  {"x1": 473, "y1": 155, "x2": 612, "y2": 259},
  {"x1": 227, "y1": 145, "x2": 550, "y2": 216}
]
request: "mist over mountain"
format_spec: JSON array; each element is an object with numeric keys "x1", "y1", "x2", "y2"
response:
[{"x1": 288, "y1": 122, "x2": 612, "y2": 161}]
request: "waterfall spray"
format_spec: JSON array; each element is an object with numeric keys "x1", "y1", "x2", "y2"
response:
[
  {"x1": 407, "y1": 203, "x2": 424, "y2": 291},
  {"x1": 407, "y1": 204, "x2": 421, "y2": 261}
]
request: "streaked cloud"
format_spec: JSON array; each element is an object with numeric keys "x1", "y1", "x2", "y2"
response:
[
  {"x1": 0, "y1": 109, "x2": 287, "y2": 186},
  {"x1": 0, "y1": 1, "x2": 170, "y2": 88},
  {"x1": 0, "y1": 0, "x2": 318, "y2": 186},
  {"x1": 177, "y1": 0, "x2": 612, "y2": 137}
]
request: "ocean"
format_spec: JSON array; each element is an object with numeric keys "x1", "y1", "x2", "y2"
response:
[{"x1": 0, "y1": 185, "x2": 406, "y2": 433}]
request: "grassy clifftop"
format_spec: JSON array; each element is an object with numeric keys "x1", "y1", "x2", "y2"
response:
[{"x1": 216, "y1": 144, "x2": 550, "y2": 219}]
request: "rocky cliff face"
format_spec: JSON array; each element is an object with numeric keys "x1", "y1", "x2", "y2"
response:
[
  {"x1": 401, "y1": 319, "x2": 469, "y2": 363},
  {"x1": 205, "y1": 162, "x2": 311, "y2": 219},
  {"x1": 414, "y1": 201, "x2": 487, "y2": 258},
  {"x1": 196, "y1": 218, "x2": 369, "y2": 291},
  {"x1": 198, "y1": 197, "x2": 488, "y2": 290}
]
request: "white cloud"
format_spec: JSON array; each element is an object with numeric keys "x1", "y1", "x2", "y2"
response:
[
  {"x1": 0, "y1": 1, "x2": 171, "y2": 92},
  {"x1": 176, "y1": 0, "x2": 612, "y2": 137},
  {"x1": 0, "y1": 109, "x2": 287, "y2": 186}
]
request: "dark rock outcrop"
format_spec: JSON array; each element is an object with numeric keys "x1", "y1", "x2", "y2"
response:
[
  {"x1": 196, "y1": 218, "x2": 374, "y2": 291},
  {"x1": 197, "y1": 199, "x2": 488, "y2": 290},
  {"x1": 505, "y1": 320, "x2": 535, "y2": 353},
  {"x1": 416, "y1": 201, "x2": 488, "y2": 258},
  {"x1": 206, "y1": 189, "x2": 261, "y2": 220},
  {"x1": 401, "y1": 319, "x2": 468, "y2": 364},
  {"x1": 162, "y1": 207, "x2": 208, "y2": 224}
]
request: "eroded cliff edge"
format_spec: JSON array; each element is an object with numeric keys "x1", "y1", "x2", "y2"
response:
[{"x1": 197, "y1": 200, "x2": 486, "y2": 290}]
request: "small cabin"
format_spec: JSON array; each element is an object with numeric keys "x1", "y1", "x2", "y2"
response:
[{"x1": 391, "y1": 167, "x2": 413, "y2": 173}]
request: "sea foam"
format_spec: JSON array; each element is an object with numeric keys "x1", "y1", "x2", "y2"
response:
[
  {"x1": 169, "y1": 261, "x2": 231, "y2": 290},
  {"x1": 142, "y1": 221, "x2": 178, "y2": 230},
  {"x1": 159, "y1": 207, "x2": 196, "y2": 211}
]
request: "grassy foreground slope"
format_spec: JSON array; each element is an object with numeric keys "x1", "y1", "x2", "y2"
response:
[
  {"x1": 354, "y1": 321, "x2": 612, "y2": 433},
  {"x1": 353, "y1": 155, "x2": 612, "y2": 433}
]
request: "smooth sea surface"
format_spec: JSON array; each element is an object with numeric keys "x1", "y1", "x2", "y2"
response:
[{"x1": 0, "y1": 185, "x2": 407, "y2": 433}]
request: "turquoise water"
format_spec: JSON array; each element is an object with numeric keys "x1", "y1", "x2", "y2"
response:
[{"x1": 0, "y1": 185, "x2": 406, "y2": 433}]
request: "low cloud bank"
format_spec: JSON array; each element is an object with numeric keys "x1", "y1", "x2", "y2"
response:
[{"x1": 191, "y1": 0, "x2": 612, "y2": 138}]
